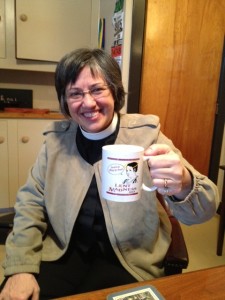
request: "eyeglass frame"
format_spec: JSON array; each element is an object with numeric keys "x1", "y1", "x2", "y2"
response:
[{"x1": 65, "y1": 84, "x2": 111, "y2": 103}]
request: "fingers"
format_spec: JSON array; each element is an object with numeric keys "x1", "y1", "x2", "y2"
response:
[
  {"x1": 0, "y1": 274, "x2": 40, "y2": 300},
  {"x1": 145, "y1": 144, "x2": 178, "y2": 170},
  {"x1": 144, "y1": 143, "x2": 171, "y2": 157},
  {"x1": 152, "y1": 178, "x2": 182, "y2": 196},
  {"x1": 144, "y1": 144, "x2": 184, "y2": 195}
]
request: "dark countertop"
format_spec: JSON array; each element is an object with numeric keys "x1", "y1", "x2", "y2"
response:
[{"x1": 0, "y1": 111, "x2": 64, "y2": 119}]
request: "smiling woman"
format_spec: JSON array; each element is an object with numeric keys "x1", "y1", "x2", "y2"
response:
[
  {"x1": 55, "y1": 48, "x2": 125, "y2": 119},
  {"x1": 65, "y1": 66, "x2": 115, "y2": 133},
  {"x1": 0, "y1": 48, "x2": 219, "y2": 300}
]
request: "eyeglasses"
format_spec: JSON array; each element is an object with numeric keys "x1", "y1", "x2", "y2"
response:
[{"x1": 66, "y1": 84, "x2": 110, "y2": 103}]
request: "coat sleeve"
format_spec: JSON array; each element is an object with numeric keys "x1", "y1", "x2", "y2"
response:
[
  {"x1": 2, "y1": 142, "x2": 48, "y2": 276},
  {"x1": 157, "y1": 132, "x2": 219, "y2": 225}
]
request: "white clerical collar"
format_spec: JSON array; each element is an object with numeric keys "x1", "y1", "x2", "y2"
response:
[{"x1": 79, "y1": 113, "x2": 118, "y2": 140}]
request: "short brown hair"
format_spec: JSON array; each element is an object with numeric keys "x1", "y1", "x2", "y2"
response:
[{"x1": 55, "y1": 48, "x2": 125, "y2": 118}]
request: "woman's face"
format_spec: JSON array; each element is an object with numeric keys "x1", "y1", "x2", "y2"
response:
[
  {"x1": 66, "y1": 66, "x2": 115, "y2": 133},
  {"x1": 126, "y1": 166, "x2": 137, "y2": 179}
]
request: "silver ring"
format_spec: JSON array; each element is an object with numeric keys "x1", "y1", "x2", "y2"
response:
[{"x1": 164, "y1": 178, "x2": 168, "y2": 189}]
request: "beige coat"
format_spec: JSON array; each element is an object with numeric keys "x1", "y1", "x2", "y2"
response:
[{"x1": 3, "y1": 114, "x2": 219, "y2": 280}]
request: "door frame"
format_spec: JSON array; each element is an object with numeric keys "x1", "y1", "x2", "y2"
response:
[
  {"x1": 127, "y1": 0, "x2": 146, "y2": 113},
  {"x1": 208, "y1": 37, "x2": 225, "y2": 183}
]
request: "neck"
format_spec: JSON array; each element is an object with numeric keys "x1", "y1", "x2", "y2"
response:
[{"x1": 79, "y1": 113, "x2": 118, "y2": 140}]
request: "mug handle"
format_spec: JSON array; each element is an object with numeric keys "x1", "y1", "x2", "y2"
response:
[
  {"x1": 142, "y1": 156, "x2": 157, "y2": 192},
  {"x1": 142, "y1": 183, "x2": 157, "y2": 192}
]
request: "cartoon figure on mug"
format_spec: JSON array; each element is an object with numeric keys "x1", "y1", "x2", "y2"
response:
[{"x1": 123, "y1": 162, "x2": 139, "y2": 184}]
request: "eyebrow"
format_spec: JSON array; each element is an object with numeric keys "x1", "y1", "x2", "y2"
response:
[{"x1": 68, "y1": 82, "x2": 105, "y2": 89}]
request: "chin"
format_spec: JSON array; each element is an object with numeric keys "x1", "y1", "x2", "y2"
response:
[
  {"x1": 83, "y1": 125, "x2": 102, "y2": 133},
  {"x1": 84, "y1": 121, "x2": 109, "y2": 133}
]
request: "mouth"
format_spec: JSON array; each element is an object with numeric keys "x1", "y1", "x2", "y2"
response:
[{"x1": 82, "y1": 111, "x2": 99, "y2": 118}]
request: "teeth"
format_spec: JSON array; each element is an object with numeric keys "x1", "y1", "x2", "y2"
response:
[{"x1": 83, "y1": 112, "x2": 98, "y2": 118}]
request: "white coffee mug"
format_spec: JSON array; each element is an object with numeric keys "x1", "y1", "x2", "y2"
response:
[{"x1": 101, "y1": 144, "x2": 157, "y2": 202}]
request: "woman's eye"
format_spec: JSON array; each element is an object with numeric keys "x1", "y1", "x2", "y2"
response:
[
  {"x1": 91, "y1": 88, "x2": 103, "y2": 95},
  {"x1": 70, "y1": 92, "x2": 82, "y2": 98}
]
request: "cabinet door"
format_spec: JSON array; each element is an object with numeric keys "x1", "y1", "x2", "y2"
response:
[
  {"x1": 140, "y1": 0, "x2": 224, "y2": 175},
  {"x1": 0, "y1": 121, "x2": 9, "y2": 208},
  {"x1": 16, "y1": 0, "x2": 99, "y2": 62},
  {"x1": 0, "y1": 0, "x2": 6, "y2": 58},
  {"x1": 17, "y1": 120, "x2": 50, "y2": 187}
]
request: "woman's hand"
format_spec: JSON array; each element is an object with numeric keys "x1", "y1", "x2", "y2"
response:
[
  {"x1": 145, "y1": 144, "x2": 192, "y2": 199},
  {"x1": 0, "y1": 273, "x2": 40, "y2": 300}
]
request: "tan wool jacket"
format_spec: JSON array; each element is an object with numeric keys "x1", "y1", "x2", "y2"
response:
[{"x1": 3, "y1": 114, "x2": 219, "y2": 280}]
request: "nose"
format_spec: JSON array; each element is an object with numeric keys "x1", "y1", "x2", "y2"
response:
[{"x1": 81, "y1": 92, "x2": 96, "y2": 106}]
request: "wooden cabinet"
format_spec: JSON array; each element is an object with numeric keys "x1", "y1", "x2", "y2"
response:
[
  {"x1": 0, "y1": 119, "x2": 51, "y2": 208},
  {"x1": 0, "y1": 0, "x2": 6, "y2": 58},
  {"x1": 17, "y1": 120, "x2": 50, "y2": 187},
  {"x1": 16, "y1": 0, "x2": 99, "y2": 62},
  {"x1": 0, "y1": 0, "x2": 99, "y2": 71},
  {"x1": 0, "y1": 120, "x2": 9, "y2": 208}
]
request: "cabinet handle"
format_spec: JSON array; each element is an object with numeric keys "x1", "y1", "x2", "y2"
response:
[
  {"x1": 0, "y1": 136, "x2": 5, "y2": 144},
  {"x1": 21, "y1": 136, "x2": 30, "y2": 143},
  {"x1": 20, "y1": 14, "x2": 28, "y2": 22}
]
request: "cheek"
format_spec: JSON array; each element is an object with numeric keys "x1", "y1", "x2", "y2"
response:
[
  {"x1": 100, "y1": 95, "x2": 115, "y2": 110},
  {"x1": 68, "y1": 103, "x2": 80, "y2": 114}
]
